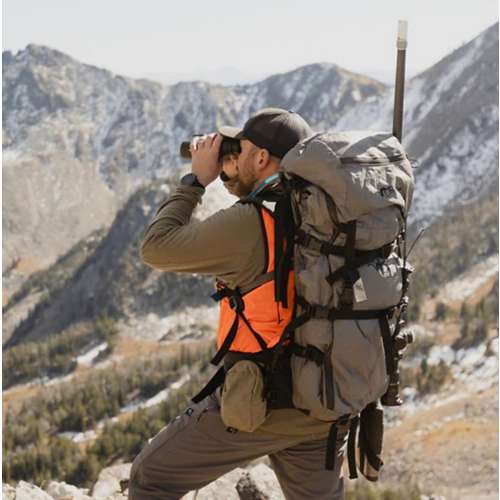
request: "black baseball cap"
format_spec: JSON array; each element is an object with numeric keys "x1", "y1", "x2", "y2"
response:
[{"x1": 219, "y1": 107, "x2": 313, "y2": 159}]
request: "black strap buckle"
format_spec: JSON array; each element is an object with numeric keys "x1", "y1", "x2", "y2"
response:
[
  {"x1": 310, "y1": 304, "x2": 330, "y2": 320},
  {"x1": 212, "y1": 286, "x2": 244, "y2": 313},
  {"x1": 211, "y1": 289, "x2": 228, "y2": 302},
  {"x1": 228, "y1": 294, "x2": 244, "y2": 312},
  {"x1": 298, "y1": 298, "x2": 330, "y2": 321},
  {"x1": 304, "y1": 345, "x2": 325, "y2": 366},
  {"x1": 292, "y1": 343, "x2": 325, "y2": 366}
]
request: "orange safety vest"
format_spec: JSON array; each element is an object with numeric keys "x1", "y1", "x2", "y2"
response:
[{"x1": 215, "y1": 204, "x2": 295, "y2": 355}]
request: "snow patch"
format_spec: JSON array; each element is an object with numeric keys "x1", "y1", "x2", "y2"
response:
[
  {"x1": 455, "y1": 343, "x2": 487, "y2": 367},
  {"x1": 58, "y1": 429, "x2": 97, "y2": 444},
  {"x1": 489, "y1": 337, "x2": 499, "y2": 355},
  {"x1": 195, "y1": 177, "x2": 237, "y2": 220},
  {"x1": 390, "y1": 336, "x2": 499, "y2": 423},
  {"x1": 76, "y1": 342, "x2": 108, "y2": 366},
  {"x1": 427, "y1": 345, "x2": 456, "y2": 366},
  {"x1": 440, "y1": 254, "x2": 498, "y2": 303},
  {"x1": 121, "y1": 304, "x2": 219, "y2": 342},
  {"x1": 121, "y1": 373, "x2": 191, "y2": 413}
]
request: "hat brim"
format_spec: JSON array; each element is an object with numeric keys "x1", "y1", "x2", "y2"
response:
[{"x1": 218, "y1": 126, "x2": 245, "y2": 139}]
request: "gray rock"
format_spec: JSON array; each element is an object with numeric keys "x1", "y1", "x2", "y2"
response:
[
  {"x1": 9, "y1": 480, "x2": 54, "y2": 500},
  {"x1": 182, "y1": 464, "x2": 283, "y2": 500},
  {"x1": 2, "y1": 483, "x2": 17, "y2": 500},
  {"x1": 182, "y1": 468, "x2": 243, "y2": 500},
  {"x1": 45, "y1": 480, "x2": 92, "y2": 499},
  {"x1": 91, "y1": 463, "x2": 131, "y2": 499},
  {"x1": 236, "y1": 464, "x2": 284, "y2": 500}
]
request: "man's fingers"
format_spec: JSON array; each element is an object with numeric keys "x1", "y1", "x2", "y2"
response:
[
  {"x1": 195, "y1": 135, "x2": 208, "y2": 149},
  {"x1": 212, "y1": 133, "x2": 223, "y2": 149},
  {"x1": 205, "y1": 133, "x2": 217, "y2": 147},
  {"x1": 191, "y1": 136, "x2": 203, "y2": 150},
  {"x1": 192, "y1": 133, "x2": 220, "y2": 153}
]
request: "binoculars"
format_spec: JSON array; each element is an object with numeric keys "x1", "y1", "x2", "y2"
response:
[{"x1": 179, "y1": 136, "x2": 241, "y2": 161}]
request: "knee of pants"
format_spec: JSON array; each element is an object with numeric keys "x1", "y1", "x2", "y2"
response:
[
  {"x1": 129, "y1": 452, "x2": 145, "y2": 488},
  {"x1": 128, "y1": 459, "x2": 151, "y2": 500},
  {"x1": 127, "y1": 481, "x2": 141, "y2": 500}
]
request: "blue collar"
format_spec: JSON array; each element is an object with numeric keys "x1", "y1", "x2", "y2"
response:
[{"x1": 248, "y1": 173, "x2": 281, "y2": 199}]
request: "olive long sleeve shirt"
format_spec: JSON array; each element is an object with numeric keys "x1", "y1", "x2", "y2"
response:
[{"x1": 140, "y1": 183, "x2": 332, "y2": 438}]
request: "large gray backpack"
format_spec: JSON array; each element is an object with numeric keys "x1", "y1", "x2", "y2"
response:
[{"x1": 270, "y1": 130, "x2": 414, "y2": 477}]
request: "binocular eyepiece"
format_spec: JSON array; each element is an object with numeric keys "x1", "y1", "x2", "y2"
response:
[{"x1": 179, "y1": 136, "x2": 241, "y2": 161}]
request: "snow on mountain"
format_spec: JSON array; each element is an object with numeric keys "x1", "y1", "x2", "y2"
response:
[
  {"x1": 4, "y1": 24, "x2": 497, "y2": 277},
  {"x1": 2, "y1": 45, "x2": 386, "y2": 279},
  {"x1": 440, "y1": 254, "x2": 498, "y2": 304},
  {"x1": 337, "y1": 22, "x2": 499, "y2": 225},
  {"x1": 2, "y1": 23, "x2": 498, "y2": 345}
]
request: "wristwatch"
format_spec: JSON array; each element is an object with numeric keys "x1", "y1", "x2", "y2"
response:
[{"x1": 180, "y1": 173, "x2": 205, "y2": 189}]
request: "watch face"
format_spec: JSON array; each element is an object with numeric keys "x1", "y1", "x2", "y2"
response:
[{"x1": 181, "y1": 173, "x2": 197, "y2": 186}]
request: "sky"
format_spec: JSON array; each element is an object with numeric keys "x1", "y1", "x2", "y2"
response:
[{"x1": 2, "y1": 0, "x2": 498, "y2": 85}]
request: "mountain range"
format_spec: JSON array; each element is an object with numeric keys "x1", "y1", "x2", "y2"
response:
[
  {"x1": 2, "y1": 22, "x2": 498, "y2": 346},
  {"x1": 2, "y1": 23, "x2": 499, "y2": 499}
]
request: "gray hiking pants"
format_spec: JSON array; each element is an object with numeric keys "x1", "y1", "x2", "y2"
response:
[{"x1": 128, "y1": 393, "x2": 349, "y2": 500}]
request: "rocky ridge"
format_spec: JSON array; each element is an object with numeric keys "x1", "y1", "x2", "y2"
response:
[
  {"x1": 2, "y1": 462, "x2": 285, "y2": 500},
  {"x1": 3, "y1": 23, "x2": 498, "y2": 281}
]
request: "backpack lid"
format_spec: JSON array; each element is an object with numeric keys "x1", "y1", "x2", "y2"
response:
[{"x1": 280, "y1": 131, "x2": 414, "y2": 221}]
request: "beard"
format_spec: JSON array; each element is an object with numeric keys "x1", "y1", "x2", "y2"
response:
[
  {"x1": 220, "y1": 153, "x2": 258, "y2": 198},
  {"x1": 223, "y1": 175, "x2": 252, "y2": 198}
]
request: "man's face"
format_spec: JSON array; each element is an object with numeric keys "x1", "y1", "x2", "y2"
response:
[
  {"x1": 234, "y1": 139, "x2": 259, "y2": 196},
  {"x1": 220, "y1": 139, "x2": 260, "y2": 198},
  {"x1": 220, "y1": 155, "x2": 245, "y2": 197}
]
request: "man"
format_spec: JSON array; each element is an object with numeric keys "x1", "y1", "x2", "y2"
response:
[{"x1": 128, "y1": 108, "x2": 351, "y2": 500}]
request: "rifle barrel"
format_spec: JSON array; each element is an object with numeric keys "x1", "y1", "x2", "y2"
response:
[{"x1": 393, "y1": 20, "x2": 408, "y2": 143}]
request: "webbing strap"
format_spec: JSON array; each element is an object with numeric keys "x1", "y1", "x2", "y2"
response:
[
  {"x1": 279, "y1": 312, "x2": 310, "y2": 340},
  {"x1": 191, "y1": 366, "x2": 226, "y2": 403},
  {"x1": 347, "y1": 416, "x2": 360, "y2": 479},
  {"x1": 212, "y1": 273, "x2": 274, "y2": 302},
  {"x1": 211, "y1": 287, "x2": 245, "y2": 313},
  {"x1": 325, "y1": 415, "x2": 352, "y2": 471},
  {"x1": 344, "y1": 221, "x2": 357, "y2": 265},
  {"x1": 378, "y1": 314, "x2": 396, "y2": 376},
  {"x1": 296, "y1": 230, "x2": 393, "y2": 260},
  {"x1": 274, "y1": 190, "x2": 295, "y2": 307},
  {"x1": 325, "y1": 247, "x2": 395, "y2": 287},
  {"x1": 295, "y1": 296, "x2": 388, "y2": 322},
  {"x1": 325, "y1": 423, "x2": 339, "y2": 471},
  {"x1": 325, "y1": 267, "x2": 359, "y2": 287},
  {"x1": 358, "y1": 416, "x2": 383, "y2": 472},
  {"x1": 211, "y1": 316, "x2": 239, "y2": 366},
  {"x1": 290, "y1": 343, "x2": 324, "y2": 366},
  {"x1": 295, "y1": 230, "x2": 342, "y2": 256},
  {"x1": 211, "y1": 310, "x2": 270, "y2": 366},
  {"x1": 239, "y1": 311, "x2": 268, "y2": 352},
  {"x1": 266, "y1": 312, "x2": 309, "y2": 379}
]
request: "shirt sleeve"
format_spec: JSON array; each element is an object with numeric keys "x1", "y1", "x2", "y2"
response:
[{"x1": 139, "y1": 184, "x2": 265, "y2": 287}]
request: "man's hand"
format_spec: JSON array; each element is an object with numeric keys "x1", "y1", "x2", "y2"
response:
[{"x1": 191, "y1": 134, "x2": 223, "y2": 187}]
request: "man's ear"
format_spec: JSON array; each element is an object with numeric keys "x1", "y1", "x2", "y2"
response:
[{"x1": 256, "y1": 148, "x2": 271, "y2": 172}]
